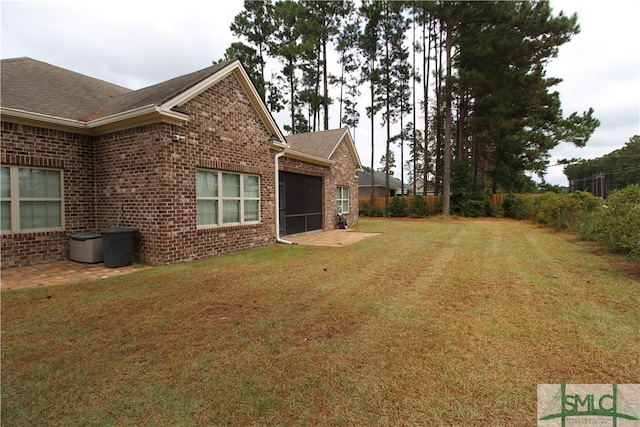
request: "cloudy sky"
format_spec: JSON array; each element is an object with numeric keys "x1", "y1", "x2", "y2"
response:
[{"x1": 2, "y1": 0, "x2": 638, "y2": 186}]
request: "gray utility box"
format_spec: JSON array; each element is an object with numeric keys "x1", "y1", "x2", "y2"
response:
[
  {"x1": 102, "y1": 227, "x2": 137, "y2": 268},
  {"x1": 69, "y1": 233, "x2": 104, "y2": 264}
]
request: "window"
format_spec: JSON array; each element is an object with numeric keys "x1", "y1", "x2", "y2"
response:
[
  {"x1": 1, "y1": 166, "x2": 64, "y2": 233},
  {"x1": 1, "y1": 167, "x2": 10, "y2": 232},
  {"x1": 197, "y1": 169, "x2": 260, "y2": 227},
  {"x1": 337, "y1": 186, "x2": 349, "y2": 213}
]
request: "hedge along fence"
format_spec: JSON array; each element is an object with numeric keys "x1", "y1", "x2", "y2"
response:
[
  {"x1": 360, "y1": 195, "x2": 441, "y2": 216},
  {"x1": 359, "y1": 194, "x2": 540, "y2": 216},
  {"x1": 489, "y1": 193, "x2": 541, "y2": 206}
]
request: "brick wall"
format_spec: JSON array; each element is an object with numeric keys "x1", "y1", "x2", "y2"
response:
[
  {"x1": 1, "y1": 72, "x2": 360, "y2": 269},
  {"x1": 93, "y1": 74, "x2": 277, "y2": 265},
  {"x1": 1, "y1": 123, "x2": 95, "y2": 269},
  {"x1": 279, "y1": 135, "x2": 360, "y2": 232},
  {"x1": 326, "y1": 139, "x2": 359, "y2": 228}
]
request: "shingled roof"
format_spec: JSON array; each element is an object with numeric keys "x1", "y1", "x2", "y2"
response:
[
  {"x1": 92, "y1": 62, "x2": 232, "y2": 119},
  {"x1": 1, "y1": 57, "x2": 286, "y2": 143},
  {"x1": 358, "y1": 170, "x2": 402, "y2": 189},
  {"x1": 0, "y1": 57, "x2": 233, "y2": 122},
  {"x1": 285, "y1": 128, "x2": 347, "y2": 158},
  {"x1": 1, "y1": 57, "x2": 131, "y2": 121},
  {"x1": 285, "y1": 128, "x2": 362, "y2": 168}
]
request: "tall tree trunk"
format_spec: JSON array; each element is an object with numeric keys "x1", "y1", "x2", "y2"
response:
[
  {"x1": 456, "y1": 95, "x2": 466, "y2": 160},
  {"x1": 384, "y1": 40, "x2": 391, "y2": 212},
  {"x1": 412, "y1": 7, "x2": 417, "y2": 196},
  {"x1": 434, "y1": 24, "x2": 443, "y2": 196},
  {"x1": 369, "y1": 57, "x2": 375, "y2": 208},
  {"x1": 423, "y1": 15, "x2": 432, "y2": 196},
  {"x1": 442, "y1": 24, "x2": 452, "y2": 216},
  {"x1": 471, "y1": 133, "x2": 479, "y2": 192},
  {"x1": 323, "y1": 35, "x2": 329, "y2": 130},
  {"x1": 339, "y1": 63, "x2": 344, "y2": 128},
  {"x1": 314, "y1": 43, "x2": 321, "y2": 132},
  {"x1": 289, "y1": 61, "x2": 295, "y2": 133}
]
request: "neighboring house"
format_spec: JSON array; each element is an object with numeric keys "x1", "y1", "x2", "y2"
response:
[
  {"x1": 407, "y1": 178, "x2": 425, "y2": 195},
  {"x1": 0, "y1": 57, "x2": 361, "y2": 269},
  {"x1": 406, "y1": 177, "x2": 436, "y2": 195},
  {"x1": 358, "y1": 171, "x2": 403, "y2": 199}
]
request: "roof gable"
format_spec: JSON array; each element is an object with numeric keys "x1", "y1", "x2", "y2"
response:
[
  {"x1": 285, "y1": 128, "x2": 362, "y2": 168},
  {"x1": 93, "y1": 62, "x2": 231, "y2": 119}
]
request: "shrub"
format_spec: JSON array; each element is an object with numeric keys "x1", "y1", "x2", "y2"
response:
[
  {"x1": 386, "y1": 196, "x2": 408, "y2": 217},
  {"x1": 368, "y1": 206, "x2": 384, "y2": 217},
  {"x1": 456, "y1": 191, "x2": 492, "y2": 218},
  {"x1": 535, "y1": 191, "x2": 602, "y2": 231},
  {"x1": 492, "y1": 202, "x2": 505, "y2": 218},
  {"x1": 359, "y1": 200, "x2": 370, "y2": 216},
  {"x1": 408, "y1": 195, "x2": 429, "y2": 217},
  {"x1": 459, "y1": 199, "x2": 486, "y2": 218},
  {"x1": 502, "y1": 193, "x2": 518, "y2": 218},
  {"x1": 502, "y1": 193, "x2": 535, "y2": 219},
  {"x1": 580, "y1": 184, "x2": 640, "y2": 257}
]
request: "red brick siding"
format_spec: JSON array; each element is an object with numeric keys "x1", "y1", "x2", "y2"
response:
[
  {"x1": 326, "y1": 139, "x2": 359, "y2": 228},
  {"x1": 93, "y1": 74, "x2": 277, "y2": 265},
  {"x1": 1, "y1": 122, "x2": 95, "y2": 269},
  {"x1": 279, "y1": 136, "x2": 359, "y2": 232},
  {"x1": 1, "y1": 73, "x2": 360, "y2": 269}
]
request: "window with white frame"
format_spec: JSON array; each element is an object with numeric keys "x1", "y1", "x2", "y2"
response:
[
  {"x1": 1, "y1": 166, "x2": 64, "y2": 233},
  {"x1": 336, "y1": 186, "x2": 349, "y2": 213},
  {"x1": 197, "y1": 169, "x2": 260, "y2": 227}
]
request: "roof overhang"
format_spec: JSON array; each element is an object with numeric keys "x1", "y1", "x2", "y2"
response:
[
  {"x1": 284, "y1": 149, "x2": 335, "y2": 166},
  {"x1": 1, "y1": 105, "x2": 188, "y2": 135},
  {"x1": 162, "y1": 59, "x2": 287, "y2": 147},
  {"x1": 328, "y1": 129, "x2": 363, "y2": 171},
  {"x1": 1, "y1": 59, "x2": 287, "y2": 144}
]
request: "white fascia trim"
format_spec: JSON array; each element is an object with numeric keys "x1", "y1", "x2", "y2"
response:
[
  {"x1": 162, "y1": 63, "x2": 238, "y2": 108},
  {"x1": 284, "y1": 149, "x2": 335, "y2": 166},
  {"x1": 0, "y1": 107, "x2": 87, "y2": 129},
  {"x1": 1, "y1": 105, "x2": 188, "y2": 134},
  {"x1": 161, "y1": 60, "x2": 286, "y2": 145},
  {"x1": 86, "y1": 105, "x2": 188, "y2": 129},
  {"x1": 326, "y1": 129, "x2": 363, "y2": 170},
  {"x1": 326, "y1": 129, "x2": 348, "y2": 160}
]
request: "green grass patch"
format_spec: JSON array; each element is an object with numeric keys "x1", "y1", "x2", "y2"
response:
[{"x1": 2, "y1": 219, "x2": 639, "y2": 426}]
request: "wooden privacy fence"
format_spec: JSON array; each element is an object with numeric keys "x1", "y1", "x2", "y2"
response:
[{"x1": 359, "y1": 194, "x2": 540, "y2": 216}]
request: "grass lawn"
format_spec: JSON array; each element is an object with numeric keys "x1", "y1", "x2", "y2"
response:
[{"x1": 2, "y1": 218, "x2": 639, "y2": 426}]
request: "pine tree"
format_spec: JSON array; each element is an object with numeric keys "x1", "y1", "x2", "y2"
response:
[{"x1": 229, "y1": 1, "x2": 275, "y2": 103}]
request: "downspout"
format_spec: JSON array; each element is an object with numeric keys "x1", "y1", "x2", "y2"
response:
[{"x1": 274, "y1": 149, "x2": 293, "y2": 245}]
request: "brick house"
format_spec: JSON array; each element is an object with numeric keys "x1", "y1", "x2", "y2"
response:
[
  {"x1": 281, "y1": 128, "x2": 361, "y2": 235},
  {"x1": 1, "y1": 57, "x2": 362, "y2": 269}
]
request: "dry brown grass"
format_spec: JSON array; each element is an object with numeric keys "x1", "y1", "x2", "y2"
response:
[{"x1": 2, "y1": 218, "x2": 639, "y2": 426}]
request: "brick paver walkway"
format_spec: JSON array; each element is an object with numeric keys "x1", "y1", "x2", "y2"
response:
[
  {"x1": 1, "y1": 261, "x2": 152, "y2": 292},
  {"x1": 1, "y1": 230, "x2": 378, "y2": 291}
]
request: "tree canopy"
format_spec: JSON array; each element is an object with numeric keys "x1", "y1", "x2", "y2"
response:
[
  {"x1": 221, "y1": 0, "x2": 605, "y2": 210},
  {"x1": 563, "y1": 135, "x2": 640, "y2": 197}
]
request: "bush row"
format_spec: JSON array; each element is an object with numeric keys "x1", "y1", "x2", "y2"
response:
[
  {"x1": 358, "y1": 185, "x2": 640, "y2": 258},
  {"x1": 504, "y1": 186, "x2": 640, "y2": 257},
  {"x1": 359, "y1": 195, "x2": 430, "y2": 218}
]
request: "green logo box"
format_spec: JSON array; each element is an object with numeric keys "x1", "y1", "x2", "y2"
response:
[{"x1": 538, "y1": 384, "x2": 640, "y2": 426}]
